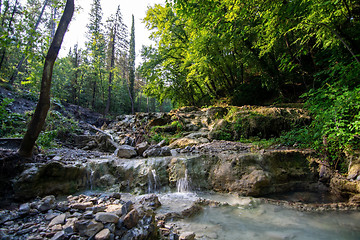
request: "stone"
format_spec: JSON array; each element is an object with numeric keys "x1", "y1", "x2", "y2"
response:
[
  {"x1": 179, "y1": 232, "x2": 195, "y2": 240},
  {"x1": 160, "y1": 146, "x2": 172, "y2": 156},
  {"x1": 143, "y1": 145, "x2": 161, "y2": 157},
  {"x1": 71, "y1": 202, "x2": 94, "y2": 210},
  {"x1": 139, "y1": 194, "x2": 162, "y2": 210},
  {"x1": 95, "y1": 212, "x2": 119, "y2": 223},
  {"x1": 75, "y1": 219, "x2": 104, "y2": 237},
  {"x1": 110, "y1": 192, "x2": 121, "y2": 199},
  {"x1": 37, "y1": 195, "x2": 56, "y2": 212},
  {"x1": 50, "y1": 231, "x2": 66, "y2": 240},
  {"x1": 136, "y1": 142, "x2": 149, "y2": 156},
  {"x1": 169, "y1": 138, "x2": 200, "y2": 149},
  {"x1": 95, "y1": 228, "x2": 111, "y2": 240},
  {"x1": 121, "y1": 201, "x2": 133, "y2": 216},
  {"x1": 116, "y1": 145, "x2": 137, "y2": 158},
  {"x1": 18, "y1": 203, "x2": 31, "y2": 215},
  {"x1": 49, "y1": 214, "x2": 66, "y2": 227},
  {"x1": 123, "y1": 209, "x2": 139, "y2": 229},
  {"x1": 348, "y1": 164, "x2": 360, "y2": 180}
]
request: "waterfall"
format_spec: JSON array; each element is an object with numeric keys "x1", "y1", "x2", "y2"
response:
[
  {"x1": 177, "y1": 169, "x2": 191, "y2": 193},
  {"x1": 148, "y1": 169, "x2": 159, "y2": 193}
]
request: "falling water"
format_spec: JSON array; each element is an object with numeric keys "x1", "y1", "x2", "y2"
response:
[
  {"x1": 88, "y1": 169, "x2": 95, "y2": 190},
  {"x1": 148, "y1": 169, "x2": 159, "y2": 193},
  {"x1": 177, "y1": 169, "x2": 191, "y2": 193}
]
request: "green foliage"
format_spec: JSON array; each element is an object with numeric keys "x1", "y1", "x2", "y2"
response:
[{"x1": 0, "y1": 98, "x2": 26, "y2": 137}]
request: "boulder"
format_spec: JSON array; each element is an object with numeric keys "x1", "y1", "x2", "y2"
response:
[
  {"x1": 139, "y1": 194, "x2": 162, "y2": 210},
  {"x1": 116, "y1": 145, "x2": 137, "y2": 159},
  {"x1": 169, "y1": 138, "x2": 200, "y2": 149},
  {"x1": 179, "y1": 232, "x2": 196, "y2": 240},
  {"x1": 95, "y1": 212, "x2": 119, "y2": 223},
  {"x1": 74, "y1": 219, "x2": 104, "y2": 237},
  {"x1": 123, "y1": 209, "x2": 139, "y2": 229},
  {"x1": 136, "y1": 142, "x2": 149, "y2": 156},
  {"x1": 95, "y1": 228, "x2": 111, "y2": 240},
  {"x1": 48, "y1": 214, "x2": 66, "y2": 227}
]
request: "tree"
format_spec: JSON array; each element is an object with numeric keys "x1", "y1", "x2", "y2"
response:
[
  {"x1": 86, "y1": 0, "x2": 105, "y2": 110},
  {"x1": 18, "y1": 0, "x2": 74, "y2": 158},
  {"x1": 104, "y1": 5, "x2": 128, "y2": 115},
  {"x1": 128, "y1": 14, "x2": 135, "y2": 114}
]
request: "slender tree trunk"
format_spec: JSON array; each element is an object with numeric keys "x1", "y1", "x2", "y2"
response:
[
  {"x1": 0, "y1": 0, "x2": 18, "y2": 71},
  {"x1": 9, "y1": 0, "x2": 49, "y2": 85},
  {"x1": 18, "y1": 0, "x2": 74, "y2": 158},
  {"x1": 105, "y1": 39, "x2": 115, "y2": 115}
]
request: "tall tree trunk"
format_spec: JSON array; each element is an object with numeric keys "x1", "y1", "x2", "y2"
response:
[
  {"x1": 9, "y1": 0, "x2": 49, "y2": 85},
  {"x1": 0, "y1": 0, "x2": 18, "y2": 71},
  {"x1": 18, "y1": 0, "x2": 74, "y2": 158},
  {"x1": 105, "y1": 29, "x2": 115, "y2": 116}
]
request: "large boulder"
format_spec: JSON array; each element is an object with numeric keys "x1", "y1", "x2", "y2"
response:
[
  {"x1": 13, "y1": 162, "x2": 88, "y2": 199},
  {"x1": 116, "y1": 145, "x2": 137, "y2": 158}
]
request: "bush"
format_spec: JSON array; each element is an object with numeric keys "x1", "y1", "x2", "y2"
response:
[{"x1": 0, "y1": 98, "x2": 26, "y2": 137}]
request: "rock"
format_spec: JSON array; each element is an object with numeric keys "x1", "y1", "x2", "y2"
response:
[
  {"x1": 18, "y1": 203, "x2": 31, "y2": 215},
  {"x1": 140, "y1": 194, "x2": 162, "y2": 210},
  {"x1": 169, "y1": 138, "x2": 200, "y2": 149},
  {"x1": 179, "y1": 232, "x2": 195, "y2": 240},
  {"x1": 160, "y1": 146, "x2": 172, "y2": 156},
  {"x1": 348, "y1": 164, "x2": 360, "y2": 180},
  {"x1": 98, "y1": 174, "x2": 116, "y2": 187},
  {"x1": 143, "y1": 145, "x2": 161, "y2": 157},
  {"x1": 95, "y1": 228, "x2": 111, "y2": 240},
  {"x1": 71, "y1": 202, "x2": 94, "y2": 210},
  {"x1": 110, "y1": 192, "x2": 121, "y2": 199},
  {"x1": 95, "y1": 212, "x2": 119, "y2": 223},
  {"x1": 136, "y1": 142, "x2": 149, "y2": 156},
  {"x1": 181, "y1": 204, "x2": 202, "y2": 218},
  {"x1": 123, "y1": 209, "x2": 139, "y2": 229},
  {"x1": 51, "y1": 231, "x2": 66, "y2": 240},
  {"x1": 121, "y1": 201, "x2": 133, "y2": 216},
  {"x1": 116, "y1": 145, "x2": 137, "y2": 158},
  {"x1": 49, "y1": 213, "x2": 66, "y2": 227},
  {"x1": 37, "y1": 195, "x2": 56, "y2": 212},
  {"x1": 74, "y1": 219, "x2": 104, "y2": 237}
]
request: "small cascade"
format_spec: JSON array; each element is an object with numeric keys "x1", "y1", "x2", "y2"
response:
[
  {"x1": 88, "y1": 169, "x2": 95, "y2": 190},
  {"x1": 177, "y1": 169, "x2": 191, "y2": 193},
  {"x1": 148, "y1": 169, "x2": 159, "y2": 193}
]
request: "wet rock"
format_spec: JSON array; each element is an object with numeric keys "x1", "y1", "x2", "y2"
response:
[
  {"x1": 116, "y1": 145, "x2": 137, "y2": 159},
  {"x1": 179, "y1": 232, "x2": 195, "y2": 240},
  {"x1": 123, "y1": 209, "x2": 139, "y2": 229},
  {"x1": 95, "y1": 228, "x2": 111, "y2": 240},
  {"x1": 181, "y1": 203, "x2": 202, "y2": 218},
  {"x1": 95, "y1": 212, "x2": 119, "y2": 223},
  {"x1": 136, "y1": 142, "x2": 149, "y2": 156},
  {"x1": 140, "y1": 194, "x2": 162, "y2": 210}
]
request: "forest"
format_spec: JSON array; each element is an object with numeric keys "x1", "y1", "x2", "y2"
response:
[
  {"x1": 1, "y1": 1, "x2": 360, "y2": 239},
  {"x1": 0, "y1": 0, "x2": 360, "y2": 165}
]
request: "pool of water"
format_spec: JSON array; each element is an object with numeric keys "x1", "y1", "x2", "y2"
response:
[{"x1": 172, "y1": 199, "x2": 360, "y2": 240}]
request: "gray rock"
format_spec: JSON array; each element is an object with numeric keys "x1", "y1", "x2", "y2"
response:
[
  {"x1": 74, "y1": 219, "x2": 104, "y2": 237},
  {"x1": 136, "y1": 142, "x2": 149, "y2": 156},
  {"x1": 179, "y1": 232, "x2": 195, "y2": 240},
  {"x1": 116, "y1": 145, "x2": 137, "y2": 158},
  {"x1": 95, "y1": 212, "x2": 119, "y2": 223},
  {"x1": 95, "y1": 228, "x2": 110, "y2": 240},
  {"x1": 143, "y1": 145, "x2": 161, "y2": 157},
  {"x1": 51, "y1": 231, "x2": 66, "y2": 240},
  {"x1": 71, "y1": 202, "x2": 94, "y2": 210},
  {"x1": 18, "y1": 203, "x2": 31, "y2": 215},
  {"x1": 49, "y1": 213, "x2": 66, "y2": 227}
]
